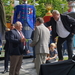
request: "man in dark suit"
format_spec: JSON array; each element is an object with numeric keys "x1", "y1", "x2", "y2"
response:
[
  {"x1": 45, "y1": 10, "x2": 75, "y2": 61},
  {"x1": 9, "y1": 21, "x2": 26, "y2": 75}
]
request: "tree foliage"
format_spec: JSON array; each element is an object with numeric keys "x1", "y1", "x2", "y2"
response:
[
  {"x1": 2, "y1": 0, "x2": 13, "y2": 22},
  {"x1": 3, "y1": 0, "x2": 68, "y2": 21},
  {"x1": 35, "y1": 0, "x2": 68, "y2": 17}
]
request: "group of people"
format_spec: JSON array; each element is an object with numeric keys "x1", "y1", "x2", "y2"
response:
[
  {"x1": 3, "y1": 22, "x2": 30, "y2": 75},
  {"x1": 30, "y1": 10, "x2": 75, "y2": 75},
  {"x1": 2, "y1": 9, "x2": 75, "y2": 75}
]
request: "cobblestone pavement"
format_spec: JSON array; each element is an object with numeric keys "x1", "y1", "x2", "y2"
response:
[{"x1": 0, "y1": 58, "x2": 37, "y2": 75}]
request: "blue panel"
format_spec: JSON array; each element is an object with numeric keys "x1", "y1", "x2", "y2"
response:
[{"x1": 22, "y1": 21, "x2": 33, "y2": 39}]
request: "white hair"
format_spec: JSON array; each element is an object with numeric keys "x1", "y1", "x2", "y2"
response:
[
  {"x1": 14, "y1": 21, "x2": 22, "y2": 27},
  {"x1": 52, "y1": 10, "x2": 60, "y2": 14}
]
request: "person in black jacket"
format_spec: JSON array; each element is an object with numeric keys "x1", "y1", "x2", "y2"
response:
[
  {"x1": 45, "y1": 10, "x2": 75, "y2": 61},
  {"x1": 3, "y1": 28, "x2": 10, "y2": 73},
  {"x1": 3, "y1": 25, "x2": 15, "y2": 74},
  {"x1": 31, "y1": 29, "x2": 36, "y2": 62}
]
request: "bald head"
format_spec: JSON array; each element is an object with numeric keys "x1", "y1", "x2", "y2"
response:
[
  {"x1": 52, "y1": 10, "x2": 60, "y2": 21},
  {"x1": 14, "y1": 21, "x2": 22, "y2": 26},
  {"x1": 14, "y1": 21, "x2": 23, "y2": 31},
  {"x1": 52, "y1": 10, "x2": 60, "y2": 15}
]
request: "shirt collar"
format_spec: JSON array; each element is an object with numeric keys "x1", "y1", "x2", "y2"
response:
[{"x1": 56, "y1": 17, "x2": 61, "y2": 22}]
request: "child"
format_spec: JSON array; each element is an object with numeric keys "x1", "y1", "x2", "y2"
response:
[{"x1": 46, "y1": 43, "x2": 58, "y2": 63}]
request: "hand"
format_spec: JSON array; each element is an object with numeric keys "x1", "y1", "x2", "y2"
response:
[
  {"x1": 72, "y1": 33, "x2": 74, "y2": 35},
  {"x1": 27, "y1": 50, "x2": 30, "y2": 54},
  {"x1": 46, "y1": 58, "x2": 49, "y2": 60},
  {"x1": 46, "y1": 57, "x2": 50, "y2": 60},
  {"x1": 21, "y1": 38, "x2": 26, "y2": 42},
  {"x1": 30, "y1": 43, "x2": 32, "y2": 47}
]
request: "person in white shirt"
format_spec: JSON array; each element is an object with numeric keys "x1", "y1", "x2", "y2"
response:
[{"x1": 45, "y1": 10, "x2": 75, "y2": 61}]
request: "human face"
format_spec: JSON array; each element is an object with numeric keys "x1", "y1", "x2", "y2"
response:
[
  {"x1": 50, "y1": 45, "x2": 55, "y2": 51},
  {"x1": 19, "y1": 24, "x2": 23, "y2": 31},
  {"x1": 16, "y1": 23, "x2": 23, "y2": 31},
  {"x1": 10, "y1": 26, "x2": 15, "y2": 30},
  {"x1": 52, "y1": 13, "x2": 60, "y2": 21}
]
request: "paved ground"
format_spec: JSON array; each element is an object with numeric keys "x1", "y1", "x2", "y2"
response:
[
  {"x1": 0, "y1": 58, "x2": 37, "y2": 75},
  {"x1": 0, "y1": 55, "x2": 74, "y2": 75}
]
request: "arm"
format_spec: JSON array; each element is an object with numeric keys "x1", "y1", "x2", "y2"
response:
[
  {"x1": 5, "y1": 31, "x2": 9, "y2": 41},
  {"x1": 46, "y1": 54, "x2": 58, "y2": 60},
  {"x1": 9, "y1": 31, "x2": 21, "y2": 44},
  {"x1": 44, "y1": 21, "x2": 51, "y2": 27},
  {"x1": 67, "y1": 15, "x2": 75, "y2": 25},
  {"x1": 47, "y1": 50, "x2": 58, "y2": 60},
  {"x1": 44, "y1": 17, "x2": 53, "y2": 27},
  {"x1": 49, "y1": 54, "x2": 58, "y2": 60},
  {"x1": 66, "y1": 15, "x2": 75, "y2": 33},
  {"x1": 30, "y1": 27, "x2": 39, "y2": 47}
]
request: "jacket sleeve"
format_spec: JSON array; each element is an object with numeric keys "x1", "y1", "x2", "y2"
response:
[
  {"x1": 44, "y1": 17, "x2": 53, "y2": 27},
  {"x1": 9, "y1": 31, "x2": 21, "y2": 44},
  {"x1": 30, "y1": 27, "x2": 39, "y2": 47},
  {"x1": 31, "y1": 31, "x2": 34, "y2": 40},
  {"x1": 5, "y1": 31, "x2": 9, "y2": 41},
  {"x1": 66, "y1": 15, "x2": 75, "y2": 33}
]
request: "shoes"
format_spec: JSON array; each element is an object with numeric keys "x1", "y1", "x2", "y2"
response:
[
  {"x1": 32, "y1": 59, "x2": 35, "y2": 63},
  {"x1": 2, "y1": 70, "x2": 8, "y2": 74},
  {"x1": 58, "y1": 60, "x2": 63, "y2": 62}
]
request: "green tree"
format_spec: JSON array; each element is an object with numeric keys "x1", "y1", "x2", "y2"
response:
[
  {"x1": 19, "y1": 0, "x2": 68, "y2": 17},
  {"x1": 2, "y1": 0, "x2": 13, "y2": 23},
  {"x1": 2, "y1": 0, "x2": 68, "y2": 20},
  {"x1": 35, "y1": 0, "x2": 68, "y2": 17}
]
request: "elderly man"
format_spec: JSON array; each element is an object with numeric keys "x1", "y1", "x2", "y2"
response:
[
  {"x1": 30, "y1": 17, "x2": 50, "y2": 75},
  {"x1": 9, "y1": 21, "x2": 26, "y2": 75},
  {"x1": 45, "y1": 10, "x2": 75, "y2": 61}
]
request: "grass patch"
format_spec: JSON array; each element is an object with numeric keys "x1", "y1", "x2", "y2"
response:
[
  {"x1": 56, "y1": 56, "x2": 68, "y2": 61},
  {"x1": 64, "y1": 57, "x2": 68, "y2": 60}
]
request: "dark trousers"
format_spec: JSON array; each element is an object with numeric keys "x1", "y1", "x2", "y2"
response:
[
  {"x1": 4, "y1": 51, "x2": 9, "y2": 71},
  {"x1": 33, "y1": 47, "x2": 36, "y2": 59},
  {"x1": 57, "y1": 33, "x2": 73, "y2": 60}
]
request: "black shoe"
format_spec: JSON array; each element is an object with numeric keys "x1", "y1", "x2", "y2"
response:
[
  {"x1": 2, "y1": 70, "x2": 8, "y2": 74},
  {"x1": 2, "y1": 70, "x2": 6, "y2": 74}
]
